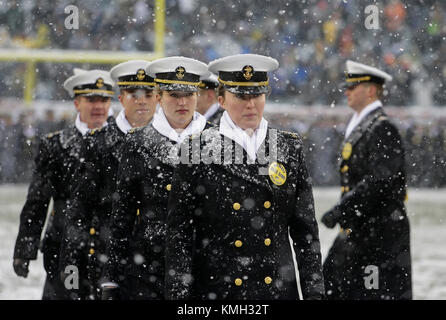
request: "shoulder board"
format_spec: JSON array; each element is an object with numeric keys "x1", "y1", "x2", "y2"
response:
[
  {"x1": 128, "y1": 126, "x2": 146, "y2": 134},
  {"x1": 282, "y1": 130, "x2": 300, "y2": 140},
  {"x1": 46, "y1": 130, "x2": 62, "y2": 139},
  {"x1": 88, "y1": 127, "x2": 106, "y2": 136}
]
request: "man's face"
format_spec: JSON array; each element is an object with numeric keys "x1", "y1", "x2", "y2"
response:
[
  {"x1": 118, "y1": 88, "x2": 157, "y2": 127},
  {"x1": 196, "y1": 88, "x2": 215, "y2": 115},
  {"x1": 218, "y1": 91, "x2": 266, "y2": 130},
  {"x1": 345, "y1": 83, "x2": 370, "y2": 111},
  {"x1": 157, "y1": 91, "x2": 197, "y2": 129},
  {"x1": 74, "y1": 96, "x2": 111, "y2": 129}
]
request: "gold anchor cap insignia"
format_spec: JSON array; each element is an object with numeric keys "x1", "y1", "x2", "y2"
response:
[
  {"x1": 95, "y1": 78, "x2": 104, "y2": 88},
  {"x1": 242, "y1": 65, "x2": 254, "y2": 80},
  {"x1": 175, "y1": 66, "x2": 185, "y2": 79},
  {"x1": 136, "y1": 68, "x2": 146, "y2": 81}
]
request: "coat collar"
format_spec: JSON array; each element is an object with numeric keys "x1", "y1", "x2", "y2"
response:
[
  {"x1": 198, "y1": 127, "x2": 296, "y2": 191},
  {"x1": 59, "y1": 124, "x2": 82, "y2": 150},
  {"x1": 343, "y1": 107, "x2": 384, "y2": 147},
  {"x1": 104, "y1": 117, "x2": 126, "y2": 159},
  {"x1": 139, "y1": 123, "x2": 180, "y2": 167},
  {"x1": 338, "y1": 107, "x2": 385, "y2": 166},
  {"x1": 115, "y1": 109, "x2": 133, "y2": 134}
]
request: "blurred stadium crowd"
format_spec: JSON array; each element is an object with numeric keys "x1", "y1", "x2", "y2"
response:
[
  {"x1": 1, "y1": 0, "x2": 446, "y2": 105},
  {"x1": 0, "y1": 0, "x2": 445, "y2": 186}
]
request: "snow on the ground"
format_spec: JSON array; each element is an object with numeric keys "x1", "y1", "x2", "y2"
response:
[{"x1": 0, "y1": 185, "x2": 445, "y2": 300}]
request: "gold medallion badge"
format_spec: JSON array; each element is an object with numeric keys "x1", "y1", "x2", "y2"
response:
[
  {"x1": 175, "y1": 66, "x2": 185, "y2": 79},
  {"x1": 342, "y1": 142, "x2": 352, "y2": 160},
  {"x1": 269, "y1": 162, "x2": 287, "y2": 186},
  {"x1": 95, "y1": 78, "x2": 104, "y2": 88},
  {"x1": 136, "y1": 68, "x2": 146, "y2": 81},
  {"x1": 242, "y1": 65, "x2": 254, "y2": 80}
]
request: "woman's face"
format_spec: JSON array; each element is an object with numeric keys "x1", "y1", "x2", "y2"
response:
[
  {"x1": 218, "y1": 91, "x2": 266, "y2": 130},
  {"x1": 157, "y1": 91, "x2": 198, "y2": 129}
]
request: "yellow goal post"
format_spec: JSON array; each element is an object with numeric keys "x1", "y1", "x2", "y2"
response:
[{"x1": 0, "y1": 0, "x2": 165, "y2": 106}]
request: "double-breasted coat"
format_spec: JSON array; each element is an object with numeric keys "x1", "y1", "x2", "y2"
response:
[
  {"x1": 59, "y1": 117, "x2": 125, "y2": 299},
  {"x1": 13, "y1": 124, "x2": 84, "y2": 299},
  {"x1": 322, "y1": 107, "x2": 412, "y2": 300},
  {"x1": 165, "y1": 126, "x2": 325, "y2": 300},
  {"x1": 104, "y1": 122, "x2": 213, "y2": 299}
]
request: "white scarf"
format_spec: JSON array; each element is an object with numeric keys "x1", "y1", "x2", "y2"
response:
[
  {"x1": 345, "y1": 100, "x2": 382, "y2": 139},
  {"x1": 75, "y1": 113, "x2": 108, "y2": 136},
  {"x1": 219, "y1": 110, "x2": 268, "y2": 161},
  {"x1": 203, "y1": 102, "x2": 222, "y2": 121},
  {"x1": 115, "y1": 110, "x2": 133, "y2": 134},
  {"x1": 152, "y1": 108, "x2": 207, "y2": 144}
]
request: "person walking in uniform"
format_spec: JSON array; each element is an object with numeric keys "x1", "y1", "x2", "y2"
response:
[
  {"x1": 101, "y1": 56, "x2": 212, "y2": 300},
  {"x1": 321, "y1": 60, "x2": 412, "y2": 300},
  {"x1": 165, "y1": 54, "x2": 325, "y2": 300},
  {"x1": 59, "y1": 60, "x2": 158, "y2": 299},
  {"x1": 196, "y1": 72, "x2": 224, "y2": 125},
  {"x1": 13, "y1": 69, "x2": 114, "y2": 299}
]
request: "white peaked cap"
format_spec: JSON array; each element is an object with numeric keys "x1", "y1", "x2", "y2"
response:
[
  {"x1": 201, "y1": 72, "x2": 219, "y2": 85},
  {"x1": 208, "y1": 53, "x2": 279, "y2": 74},
  {"x1": 146, "y1": 56, "x2": 209, "y2": 79},
  {"x1": 63, "y1": 69, "x2": 115, "y2": 98},
  {"x1": 346, "y1": 60, "x2": 393, "y2": 82},
  {"x1": 110, "y1": 60, "x2": 151, "y2": 82}
]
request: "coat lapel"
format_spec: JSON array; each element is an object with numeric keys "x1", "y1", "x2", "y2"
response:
[
  {"x1": 338, "y1": 108, "x2": 384, "y2": 167},
  {"x1": 59, "y1": 125, "x2": 82, "y2": 158},
  {"x1": 141, "y1": 124, "x2": 179, "y2": 167},
  {"x1": 104, "y1": 119, "x2": 126, "y2": 161},
  {"x1": 211, "y1": 127, "x2": 294, "y2": 192}
]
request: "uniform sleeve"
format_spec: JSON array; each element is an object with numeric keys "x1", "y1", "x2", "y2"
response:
[
  {"x1": 164, "y1": 141, "x2": 198, "y2": 300},
  {"x1": 13, "y1": 136, "x2": 53, "y2": 260},
  {"x1": 288, "y1": 141, "x2": 325, "y2": 300},
  {"x1": 59, "y1": 134, "x2": 101, "y2": 271},
  {"x1": 103, "y1": 139, "x2": 143, "y2": 285},
  {"x1": 330, "y1": 121, "x2": 406, "y2": 227}
]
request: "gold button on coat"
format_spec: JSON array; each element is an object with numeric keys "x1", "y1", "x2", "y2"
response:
[
  {"x1": 89, "y1": 228, "x2": 95, "y2": 235},
  {"x1": 264, "y1": 238, "x2": 271, "y2": 246},
  {"x1": 89, "y1": 248, "x2": 95, "y2": 255},
  {"x1": 341, "y1": 165, "x2": 349, "y2": 173},
  {"x1": 264, "y1": 201, "x2": 271, "y2": 209},
  {"x1": 166, "y1": 184, "x2": 172, "y2": 191},
  {"x1": 234, "y1": 240, "x2": 243, "y2": 247},
  {"x1": 233, "y1": 203, "x2": 241, "y2": 211},
  {"x1": 264, "y1": 277, "x2": 272, "y2": 284},
  {"x1": 235, "y1": 278, "x2": 242, "y2": 286}
]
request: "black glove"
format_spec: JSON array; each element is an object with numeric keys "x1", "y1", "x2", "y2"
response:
[
  {"x1": 101, "y1": 286, "x2": 120, "y2": 300},
  {"x1": 13, "y1": 258, "x2": 30, "y2": 278},
  {"x1": 321, "y1": 209, "x2": 338, "y2": 229}
]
